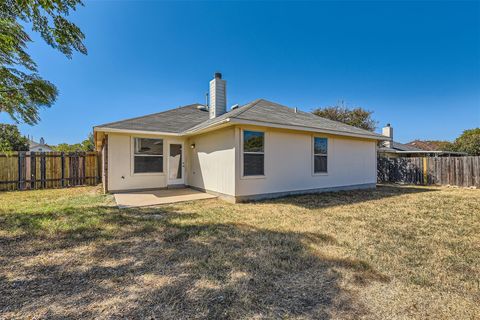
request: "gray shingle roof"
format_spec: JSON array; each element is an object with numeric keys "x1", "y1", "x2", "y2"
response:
[
  {"x1": 392, "y1": 141, "x2": 424, "y2": 152},
  {"x1": 378, "y1": 141, "x2": 424, "y2": 153},
  {"x1": 95, "y1": 104, "x2": 209, "y2": 133},
  {"x1": 187, "y1": 99, "x2": 385, "y2": 139},
  {"x1": 95, "y1": 99, "x2": 386, "y2": 140}
]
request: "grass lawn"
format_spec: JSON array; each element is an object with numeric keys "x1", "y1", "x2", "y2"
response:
[{"x1": 0, "y1": 185, "x2": 479, "y2": 319}]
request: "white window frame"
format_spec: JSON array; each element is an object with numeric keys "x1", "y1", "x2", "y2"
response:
[
  {"x1": 131, "y1": 137, "x2": 165, "y2": 176},
  {"x1": 312, "y1": 136, "x2": 328, "y2": 175},
  {"x1": 241, "y1": 129, "x2": 266, "y2": 179}
]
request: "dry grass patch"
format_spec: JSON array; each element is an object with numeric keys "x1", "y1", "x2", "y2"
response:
[{"x1": 0, "y1": 185, "x2": 479, "y2": 319}]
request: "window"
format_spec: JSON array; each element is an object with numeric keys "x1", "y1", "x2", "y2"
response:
[
  {"x1": 313, "y1": 137, "x2": 328, "y2": 173},
  {"x1": 133, "y1": 138, "x2": 163, "y2": 173},
  {"x1": 243, "y1": 130, "x2": 264, "y2": 176}
]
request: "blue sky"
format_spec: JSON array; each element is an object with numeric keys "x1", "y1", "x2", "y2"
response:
[{"x1": 1, "y1": 1, "x2": 479, "y2": 145}]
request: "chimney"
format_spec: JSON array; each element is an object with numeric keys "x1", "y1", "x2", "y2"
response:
[
  {"x1": 382, "y1": 124, "x2": 393, "y2": 148},
  {"x1": 209, "y1": 72, "x2": 226, "y2": 119},
  {"x1": 40, "y1": 137, "x2": 45, "y2": 145}
]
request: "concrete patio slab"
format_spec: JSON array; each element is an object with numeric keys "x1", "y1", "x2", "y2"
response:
[{"x1": 114, "y1": 188, "x2": 217, "y2": 208}]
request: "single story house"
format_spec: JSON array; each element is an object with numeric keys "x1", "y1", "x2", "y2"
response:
[
  {"x1": 28, "y1": 137, "x2": 53, "y2": 152},
  {"x1": 94, "y1": 73, "x2": 388, "y2": 202},
  {"x1": 378, "y1": 124, "x2": 466, "y2": 157}
]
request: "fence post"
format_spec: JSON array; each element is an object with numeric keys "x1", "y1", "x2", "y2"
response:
[
  {"x1": 31, "y1": 152, "x2": 36, "y2": 189},
  {"x1": 72, "y1": 152, "x2": 77, "y2": 186},
  {"x1": 17, "y1": 152, "x2": 24, "y2": 190},
  {"x1": 82, "y1": 152, "x2": 86, "y2": 185},
  {"x1": 75, "y1": 152, "x2": 79, "y2": 185},
  {"x1": 423, "y1": 157, "x2": 428, "y2": 185},
  {"x1": 61, "y1": 152, "x2": 65, "y2": 187},
  {"x1": 69, "y1": 152, "x2": 73, "y2": 186},
  {"x1": 40, "y1": 153, "x2": 46, "y2": 188}
]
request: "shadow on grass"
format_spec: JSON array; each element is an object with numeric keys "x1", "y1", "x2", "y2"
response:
[
  {"x1": 0, "y1": 203, "x2": 389, "y2": 319},
  {"x1": 259, "y1": 185, "x2": 438, "y2": 209}
]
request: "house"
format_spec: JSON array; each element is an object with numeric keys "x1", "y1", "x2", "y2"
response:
[
  {"x1": 94, "y1": 73, "x2": 388, "y2": 202},
  {"x1": 28, "y1": 137, "x2": 53, "y2": 152},
  {"x1": 378, "y1": 124, "x2": 466, "y2": 157},
  {"x1": 406, "y1": 140, "x2": 447, "y2": 151}
]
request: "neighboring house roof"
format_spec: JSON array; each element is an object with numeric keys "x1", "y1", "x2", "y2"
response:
[
  {"x1": 28, "y1": 139, "x2": 53, "y2": 151},
  {"x1": 378, "y1": 141, "x2": 420, "y2": 153},
  {"x1": 406, "y1": 140, "x2": 450, "y2": 151},
  {"x1": 378, "y1": 140, "x2": 466, "y2": 155},
  {"x1": 95, "y1": 99, "x2": 387, "y2": 140}
]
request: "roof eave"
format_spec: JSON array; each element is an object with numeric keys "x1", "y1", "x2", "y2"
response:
[
  {"x1": 95, "y1": 118, "x2": 390, "y2": 141},
  {"x1": 183, "y1": 118, "x2": 232, "y2": 136},
  {"x1": 379, "y1": 149, "x2": 468, "y2": 155},
  {"x1": 93, "y1": 127, "x2": 182, "y2": 136},
  {"x1": 394, "y1": 150, "x2": 468, "y2": 155},
  {"x1": 227, "y1": 119, "x2": 388, "y2": 140}
]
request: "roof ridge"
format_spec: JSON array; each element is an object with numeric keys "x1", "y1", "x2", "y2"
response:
[
  {"x1": 95, "y1": 103, "x2": 201, "y2": 128},
  {"x1": 230, "y1": 99, "x2": 263, "y2": 119},
  {"x1": 181, "y1": 99, "x2": 263, "y2": 134},
  {"x1": 235, "y1": 99, "x2": 385, "y2": 138}
]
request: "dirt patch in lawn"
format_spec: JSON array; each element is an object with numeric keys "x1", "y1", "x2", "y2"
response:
[{"x1": 0, "y1": 185, "x2": 479, "y2": 319}]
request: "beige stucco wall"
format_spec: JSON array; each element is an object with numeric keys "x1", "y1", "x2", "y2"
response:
[
  {"x1": 107, "y1": 132, "x2": 185, "y2": 192},
  {"x1": 104, "y1": 125, "x2": 377, "y2": 198},
  {"x1": 234, "y1": 126, "x2": 377, "y2": 197},
  {"x1": 186, "y1": 127, "x2": 236, "y2": 196}
]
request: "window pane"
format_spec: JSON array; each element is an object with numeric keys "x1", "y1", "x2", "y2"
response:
[
  {"x1": 135, "y1": 138, "x2": 163, "y2": 155},
  {"x1": 134, "y1": 156, "x2": 163, "y2": 173},
  {"x1": 244, "y1": 131, "x2": 264, "y2": 152},
  {"x1": 314, "y1": 137, "x2": 327, "y2": 155},
  {"x1": 244, "y1": 154, "x2": 264, "y2": 176},
  {"x1": 314, "y1": 155, "x2": 327, "y2": 173},
  {"x1": 169, "y1": 144, "x2": 182, "y2": 179}
]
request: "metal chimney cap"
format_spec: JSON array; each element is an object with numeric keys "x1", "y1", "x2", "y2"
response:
[
  {"x1": 386, "y1": 123, "x2": 391, "y2": 127},
  {"x1": 214, "y1": 72, "x2": 222, "y2": 79}
]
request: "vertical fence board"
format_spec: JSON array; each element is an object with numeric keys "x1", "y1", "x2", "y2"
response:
[{"x1": 30, "y1": 152, "x2": 36, "y2": 189}]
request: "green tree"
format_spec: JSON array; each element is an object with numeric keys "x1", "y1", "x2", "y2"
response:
[
  {"x1": 0, "y1": 123, "x2": 28, "y2": 151},
  {"x1": 312, "y1": 105, "x2": 377, "y2": 131},
  {"x1": 52, "y1": 133, "x2": 94, "y2": 152},
  {"x1": 0, "y1": 0, "x2": 87, "y2": 125},
  {"x1": 452, "y1": 128, "x2": 480, "y2": 156},
  {"x1": 436, "y1": 141, "x2": 456, "y2": 152},
  {"x1": 81, "y1": 132, "x2": 94, "y2": 151}
]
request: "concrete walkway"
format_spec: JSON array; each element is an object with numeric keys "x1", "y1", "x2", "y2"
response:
[{"x1": 114, "y1": 188, "x2": 217, "y2": 208}]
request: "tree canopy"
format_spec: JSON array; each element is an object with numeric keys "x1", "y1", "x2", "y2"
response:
[
  {"x1": 52, "y1": 133, "x2": 94, "y2": 152},
  {"x1": 312, "y1": 105, "x2": 377, "y2": 131},
  {"x1": 408, "y1": 129, "x2": 480, "y2": 156},
  {"x1": 0, "y1": 0, "x2": 86, "y2": 125},
  {"x1": 452, "y1": 128, "x2": 480, "y2": 156},
  {"x1": 0, "y1": 123, "x2": 28, "y2": 151}
]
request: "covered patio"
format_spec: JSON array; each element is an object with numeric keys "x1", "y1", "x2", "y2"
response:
[{"x1": 113, "y1": 188, "x2": 217, "y2": 208}]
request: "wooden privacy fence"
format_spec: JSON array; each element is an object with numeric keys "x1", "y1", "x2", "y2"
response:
[
  {"x1": 0, "y1": 152, "x2": 101, "y2": 191},
  {"x1": 378, "y1": 156, "x2": 480, "y2": 187}
]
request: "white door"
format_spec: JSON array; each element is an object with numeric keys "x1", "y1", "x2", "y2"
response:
[{"x1": 168, "y1": 143, "x2": 184, "y2": 185}]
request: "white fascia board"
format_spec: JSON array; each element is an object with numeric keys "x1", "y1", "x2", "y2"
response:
[
  {"x1": 394, "y1": 150, "x2": 468, "y2": 155},
  {"x1": 93, "y1": 127, "x2": 182, "y2": 136},
  {"x1": 183, "y1": 118, "x2": 232, "y2": 136},
  {"x1": 229, "y1": 119, "x2": 389, "y2": 141}
]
